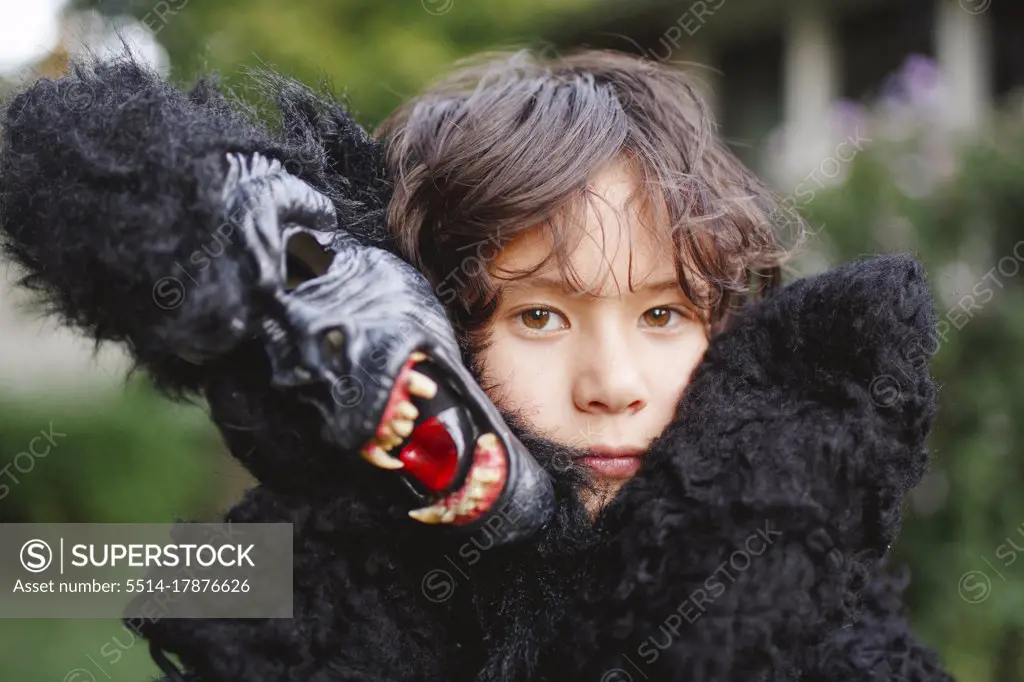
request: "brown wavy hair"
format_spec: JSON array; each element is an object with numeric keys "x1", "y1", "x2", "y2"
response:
[{"x1": 377, "y1": 48, "x2": 801, "y2": 347}]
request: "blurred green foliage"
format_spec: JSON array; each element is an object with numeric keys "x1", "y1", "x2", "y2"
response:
[
  {"x1": 0, "y1": 378, "x2": 234, "y2": 524},
  {"x1": 803, "y1": 114, "x2": 1024, "y2": 682},
  {"x1": 0, "y1": 378, "x2": 238, "y2": 681},
  {"x1": 0, "y1": 617, "x2": 165, "y2": 682},
  {"x1": 71, "y1": 0, "x2": 597, "y2": 126}
]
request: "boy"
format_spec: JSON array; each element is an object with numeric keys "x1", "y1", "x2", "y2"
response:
[{"x1": 378, "y1": 49, "x2": 794, "y2": 516}]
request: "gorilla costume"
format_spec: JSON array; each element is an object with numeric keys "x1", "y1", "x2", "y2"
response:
[{"x1": 0, "y1": 57, "x2": 955, "y2": 681}]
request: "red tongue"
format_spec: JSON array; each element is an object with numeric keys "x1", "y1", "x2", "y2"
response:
[{"x1": 398, "y1": 416, "x2": 458, "y2": 492}]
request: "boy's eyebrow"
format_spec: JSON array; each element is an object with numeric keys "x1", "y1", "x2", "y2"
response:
[{"x1": 501, "y1": 274, "x2": 685, "y2": 295}]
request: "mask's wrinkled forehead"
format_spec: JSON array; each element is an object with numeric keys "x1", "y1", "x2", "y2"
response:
[
  {"x1": 222, "y1": 152, "x2": 461, "y2": 369},
  {"x1": 310, "y1": 239, "x2": 461, "y2": 360}
]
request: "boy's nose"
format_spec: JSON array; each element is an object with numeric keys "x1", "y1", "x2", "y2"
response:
[{"x1": 571, "y1": 336, "x2": 648, "y2": 415}]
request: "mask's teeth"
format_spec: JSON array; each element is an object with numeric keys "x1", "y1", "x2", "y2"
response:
[
  {"x1": 395, "y1": 400, "x2": 419, "y2": 421},
  {"x1": 407, "y1": 370, "x2": 439, "y2": 399},
  {"x1": 362, "y1": 444, "x2": 404, "y2": 470},
  {"x1": 391, "y1": 418, "x2": 414, "y2": 437},
  {"x1": 376, "y1": 425, "x2": 402, "y2": 450},
  {"x1": 410, "y1": 350, "x2": 428, "y2": 363},
  {"x1": 465, "y1": 480, "x2": 489, "y2": 504},
  {"x1": 477, "y1": 432, "x2": 499, "y2": 451},
  {"x1": 408, "y1": 504, "x2": 449, "y2": 524},
  {"x1": 473, "y1": 466, "x2": 502, "y2": 483}
]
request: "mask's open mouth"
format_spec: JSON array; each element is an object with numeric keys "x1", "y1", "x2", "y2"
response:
[{"x1": 361, "y1": 350, "x2": 508, "y2": 525}]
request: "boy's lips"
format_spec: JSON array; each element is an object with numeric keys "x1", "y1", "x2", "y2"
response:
[{"x1": 575, "y1": 445, "x2": 646, "y2": 480}]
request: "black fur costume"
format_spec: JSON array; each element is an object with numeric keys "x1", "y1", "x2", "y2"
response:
[{"x1": 0, "y1": 57, "x2": 955, "y2": 681}]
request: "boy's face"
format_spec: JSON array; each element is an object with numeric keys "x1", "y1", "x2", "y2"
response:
[{"x1": 478, "y1": 160, "x2": 710, "y2": 516}]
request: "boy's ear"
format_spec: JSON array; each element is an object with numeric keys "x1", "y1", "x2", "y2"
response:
[{"x1": 733, "y1": 252, "x2": 938, "y2": 414}]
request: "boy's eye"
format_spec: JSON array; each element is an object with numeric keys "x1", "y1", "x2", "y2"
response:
[
  {"x1": 640, "y1": 307, "x2": 688, "y2": 329},
  {"x1": 519, "y1": 308, "x2": 568, "y2": 332}
]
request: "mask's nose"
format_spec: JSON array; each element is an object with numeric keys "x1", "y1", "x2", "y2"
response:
[
  {"x1": 258, "y1": 287, "x2": 350, "y2": 388},
  {"x1": 299, "y1": 326, "x2": 347, "y2": 378}
]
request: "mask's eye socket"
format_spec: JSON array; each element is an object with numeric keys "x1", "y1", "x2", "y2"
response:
[{"x1": 284, "y1": 231, "x2": 335, "y2": 291}]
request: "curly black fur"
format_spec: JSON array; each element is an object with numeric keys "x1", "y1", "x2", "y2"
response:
[{"x1": 0, "y1": 56, "x2": 955, "y2": 681}]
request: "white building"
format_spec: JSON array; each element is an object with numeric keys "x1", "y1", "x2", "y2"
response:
[
  {"x1": 551, "y1": 0, "x2": 1014, "y2": 182},
  {"x1": 0, "y1": 263, "x2": 130, "y2": 398}
]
